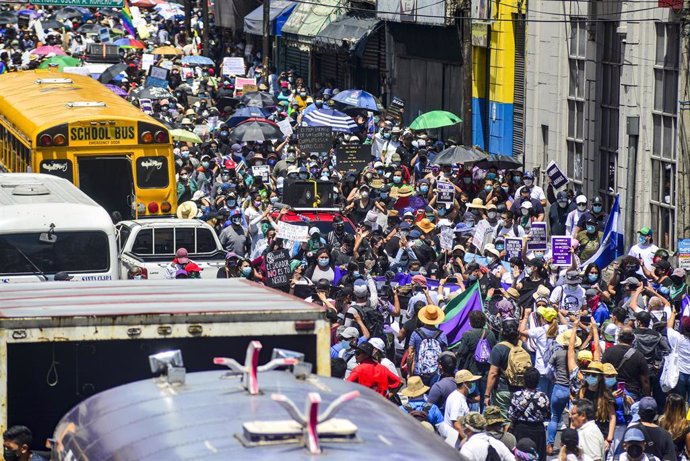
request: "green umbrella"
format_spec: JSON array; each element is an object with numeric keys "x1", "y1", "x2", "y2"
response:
[
  {"x1": 37, "y1": 55, "x2": 81, "y2": 71},
  {"x1": 170, "y1": 129, "x2": 203, "y2": 144},
  {"x1": 409, "y1": 110, "x2": 463, "y2": 130}
]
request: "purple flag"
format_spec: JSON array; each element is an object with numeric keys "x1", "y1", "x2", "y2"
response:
[{"x1": 439, "y1": 286, "x2": 483, "y2": 346}]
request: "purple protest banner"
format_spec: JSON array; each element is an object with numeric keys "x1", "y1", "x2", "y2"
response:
[{"x1": 551, "y1": 236, "x2": 572, "y2": 266}]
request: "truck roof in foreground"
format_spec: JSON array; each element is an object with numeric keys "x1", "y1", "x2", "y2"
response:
[
  {"x1": 0, "y1": 279, "x2": 323, "y2": 323},
  {"x1": 53, "y1": 369, "x2": 461, "y2": 461}
]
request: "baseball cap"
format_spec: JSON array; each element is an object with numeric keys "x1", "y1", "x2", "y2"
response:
[
  {"x1": 411, "y1": 274, "x2": 427, "y2": 285},
  {"x1": 623, "y1": 427, "x2": 646, "y2": 443},
  {"x1": 339, "y1": 327, "x2": 359, "y2": 339},
  {"x1": 673, "y1": 268, "x2": 687, "y2": 278},
  {"x1": 624, "y1": 276, "x2": 641, "y2": 287},
  {"x1": 639, "y1": 226, "x2": 653, "y2": 236},
  {"x1": 176, "y1": 248, "x2": 190, "y2": 264},
  {"x1": 638, "y1": 396, "x2": 658, "y2": 418},
  {"x1": 368, "y1": 337, "x2": 386, "y2": 353},
  {"x1": 576, "y1": 195, "x2": 587, "y2": 204},
  {"x1": 653, "y1": 260, "x2": 672, "y2": 272},
  {"x1": 523, "y1": 171, "x2": 534, "y2": 179},
  {"x1": 556, "y1": 191, "x2": 568, "y2": 201}
]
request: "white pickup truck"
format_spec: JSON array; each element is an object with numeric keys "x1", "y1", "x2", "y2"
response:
[{"x1": 116, "y1": 219, "x2": 226, "y2": 279}]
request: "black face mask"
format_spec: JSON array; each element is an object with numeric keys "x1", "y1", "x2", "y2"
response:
[
  {"x1": 626, "y1": 444, "x2": 644, "y2": 459},
  {"x1": 4, "y1": 448, "x2": 19, "y2": 461}
]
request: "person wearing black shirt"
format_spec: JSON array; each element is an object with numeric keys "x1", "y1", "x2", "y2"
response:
[{"x1": 602, "y1": 327, "x2": 650, "y2": 400}]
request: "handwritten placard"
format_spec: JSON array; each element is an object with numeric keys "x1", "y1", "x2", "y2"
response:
[
  {"x1": 297, "y1": 126, "x2": 333, "y2": 153},
  {"x1": 265, "y1": 249, "x2": 292, "y2": 287},
  {"x1": 276, "y1": 221, "x2": 309, "y2": 242},
  {"x1": 336, "y1": 144, "x2": 371, "y2": 173}
]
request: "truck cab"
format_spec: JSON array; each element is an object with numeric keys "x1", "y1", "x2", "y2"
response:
[{"x1": 116, "y1": 219, "x2": 226, "y2": 279}]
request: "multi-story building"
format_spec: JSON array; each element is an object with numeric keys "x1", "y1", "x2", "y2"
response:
[{"x1": 523, "y1": 0, "x2": 686, "y2": 251}]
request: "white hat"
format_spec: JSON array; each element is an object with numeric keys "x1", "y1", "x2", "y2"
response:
[
  {"x1": 576, "y1": 195, "x2": 587, "y2": 204},
  {"x1": 369, "y1": 337, "x2": 386, "y2": 353},
  {"x1": 308, "y1": 227, "x2": 320, "y2": 236},
  {"x1": 521, "y1": 201, "x2": 533, "y2": 209},
  {"x1": 176, "y1": 201, "x2": 198, "y2": 219}
]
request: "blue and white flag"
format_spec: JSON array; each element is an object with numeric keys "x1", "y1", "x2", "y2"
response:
[{"x1": 581, "y1": 194, "x2": 625, "y2": 269}]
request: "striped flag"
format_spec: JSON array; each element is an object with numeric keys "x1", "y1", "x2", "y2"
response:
[
  {"x1": 121, "y1": 0, "x2": 137, "y2": 38},
  {"x1": 581, "y1": 193, "x2": 624, "y2": 269},
  {"x1": 303, "y1": 108, "x2": 357, "y2": 133},
  {"x1": 439, "y1": 282, "x2": 483, "y2": 347}
]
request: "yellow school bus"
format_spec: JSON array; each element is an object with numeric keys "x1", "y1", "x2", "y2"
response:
[{"x1": 0, "y1": 70, "x2": 177, "y2": 219}]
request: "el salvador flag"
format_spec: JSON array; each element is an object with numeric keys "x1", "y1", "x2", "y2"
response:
[{"x1": 581, "y1": 194, "x2": 625, "y2": 269}]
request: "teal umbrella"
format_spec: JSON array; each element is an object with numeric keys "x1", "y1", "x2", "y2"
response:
[{"x1": 409, "y1": 110, "x2": 463, "y2": 130}]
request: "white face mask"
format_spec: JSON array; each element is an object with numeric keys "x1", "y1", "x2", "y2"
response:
[{"x1": 487, "y1": 211, "x2": 497, "y2": 220}]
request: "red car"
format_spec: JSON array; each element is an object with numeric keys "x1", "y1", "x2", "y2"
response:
[{"x1": 270, "y1": 209, "x2": 356, "y2": 236}]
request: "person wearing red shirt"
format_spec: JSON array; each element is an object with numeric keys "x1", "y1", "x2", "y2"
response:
[{"x1": 347, "y1": 342, "x2": 402, "y2": 396}]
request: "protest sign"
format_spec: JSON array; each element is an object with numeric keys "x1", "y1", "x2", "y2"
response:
[
  {"x1": 265, "y1": 249, "x2": 292, "y2": 288},
  {"x1": 679, "y1": 239, "x2": 690, "y2": 270},
  {"x1": 233, "y1": 77, "x2": 256, "y2": 96},
  {"x1": 159, "y1": 60, "x2": 174, "y2": 71},
  {"x1": 471, "y1": 220, "x2": 492, "y2": 252},
  {"x1": 222, "y1": 56, "x2": 246, "y2": 76},
  {"x1": 17, "y1": 13, "x2": 30, "y2": 29},
  {"x1": 336, "y1": 144, "x2": 371, "y2": 174},
  {"x1": 277, "y1": 119, "x2": 293, "y2": 137},
  {"x1": 437, "y1": 181, "x2": 454, "y2": 205},
  {"x1": 387, "y1": 96, "x2": 405, "y2": 120},
  {"x1": 546, "y1": 161, "x2": 569, "y2": 189},
  {"x1": 141, "y1": 53, "x2": 154, "y2": 73},
  {"x1": 528, "y1": 222, "x2": 547, "y2": 251},
  {"x1": 252, "y1": 165, "x2": 270, "y2": 184},
  {"x1": 296, "y1": 126, "x2": 332, "y2": 153},
  {"x1": 145, "y1": 65, "x2": 169, "y2": 88},
  {"x1": 276, "y1": 221, "x2": 309, "y2": 242},
  {"x1": 242, "y1": 83, "x2": 258, "y2": 93},
  {"x1": 139, "y1": 98, "x2": 153, "y2": 114},
  {"x1": 505, "y1": 237, "x2": 523, "y2": 261},
  {"x1": 440, "y1": 227, "x2": 454, "y2": 251},
  {"x1": 551, "y1": 236, "x2": 572, "y2": 266},
  {"x1": 99, "y1": 27, "x2": 110, "y2": 43}
]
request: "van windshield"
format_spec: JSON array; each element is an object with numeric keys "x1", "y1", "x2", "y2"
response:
[{"x1": 0, "y1": 232, "x2": 110, "y2": 275}]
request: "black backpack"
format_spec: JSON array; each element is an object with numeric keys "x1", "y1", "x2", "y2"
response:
[
  {"x1": 355, "y1": 305, "x2": 385, "y2": 340},
  {"x1": 486, "y1": 442, "x2": 502, "y2": 461}
]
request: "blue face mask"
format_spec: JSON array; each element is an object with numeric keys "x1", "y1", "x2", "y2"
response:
[
  {"x1": 513, "y1": 176, "x2": 521, "y2": 184},
  {"x1": 352, "y1": 271, "x2": 360, "y2": 279},
  {"x1": 585, "y1": 375, "x2": 599, "y2": 387},
  {"x1": 604, "y1": 377, "x2": 617, "y2": 388},
  {"x1": 438, "y1": 208, "x2": 446, "y2": 216},
  {"x1": 588, "y1": 274, "x2": 598, "y2": 282},
  {"x1": 409, "y1": 270, "x2": 419, "y2": 276},
  {"x1": 592, "y1": 205, "x2": 602, "y2": 213},
  {"x1": 393, "y1": 176, "x2": 402, "y2": 184},
  {"x1": 639, "y1": 236, "x2": 646, "y2": 244},
  {"x1": 420, "y1": 186, "x2": 429, "y2": 193},
  {"x1": 318, "y1": 258, "x2": 330, "y2": 267},
  {"x1": 340, "y1": 339, "x2": 352, "y2": 350},
  {"x1": 227, "y1": 200, "x2": 236, "y2": 207},
  {"x1": 496, "y1": 244, "x2": 504, "y2": 251},
  {"x1": 485, "y1": 185, "x2": 492, "y2": 192},
  {"x1": 586, "y1": 225, "x2": 596, "y2": 233},
  {"x1": 241, "y1": 267, "x2": 252, "y2": 277},
  {"x1": 468, "y1": 274, "x2": 477, "y2": 282},
  {"x1": 202, "y1": 161, "x2": 210, "y2": 169}
]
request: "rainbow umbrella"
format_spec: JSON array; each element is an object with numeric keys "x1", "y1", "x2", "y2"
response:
[{"x1": 114, "y1": 38, "x2": 145, "y2": 49}]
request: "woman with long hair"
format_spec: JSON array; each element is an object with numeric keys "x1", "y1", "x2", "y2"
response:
[
  {"x1": 659, "y1": 393, "x2": 690, "y2": 459},
  {"x1": 559, "y1": 428, "x2": 593, "y2": 461},
  {"x1": 578, "y1": 361, "x2": 616, "y2": 453}
]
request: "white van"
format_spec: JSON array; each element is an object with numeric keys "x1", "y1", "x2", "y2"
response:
[
  {"x1": 0, "y1": 173, "x2": 119, "y2": 282},
  {"x1": 117, "y1": 219, "x2": 226, "y2": 279}
]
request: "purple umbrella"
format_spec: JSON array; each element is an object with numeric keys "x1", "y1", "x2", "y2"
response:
[{"x1": 105, "y1": 84, "x2": 127, "y2": 97}]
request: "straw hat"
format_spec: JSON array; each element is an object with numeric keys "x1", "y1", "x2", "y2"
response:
[
  {"x1": 417, "y1": 218, "x2": 436, "y2": 234},
  {"x1": 393, "y1": 184, "x2": 414, "y2": 198},
  {"x1": 417, "y1": 304, "x2": 445, "y2": 325},
  {"x1": 602, "y1": 363, "x2": 618, "y2": 376},
  {"x1": 484, "y1": 244, "x2": 500, "y2": 259},
  {"x1": 399, "y1": 376, "x2": 430, "y2": 398},
  {"x1": 466, "y1": 198, "x2": 486, "y2": 209},
  {"x1": 506, "y1": 287, "x2": 520, "y2": 299},
  {"x1": 176, "y1": 201, "x2": 198, "y2": 220},
  {"x1": 556, "y1": 329, "x2": 582, "y2": 348},
  {"x1": 532, "y1": 285, "x2": 551, "y2": 300},
  {"x1": 582, "y1": 361, "x2": 604, "y2": 375},
  {"x1": 455, "y1": 369, "x2": 482, "y2": 384}
]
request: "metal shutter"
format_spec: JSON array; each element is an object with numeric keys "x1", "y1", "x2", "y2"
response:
[
  {"x1": 284, "y1": 46, "x2": 309, "y2": 81},
  {"x1": 361, "y1": 28, "x2": 385, "y2": 70},
  {"x1": 512, "y1": 13, "x2": 526, "y2": 159}
]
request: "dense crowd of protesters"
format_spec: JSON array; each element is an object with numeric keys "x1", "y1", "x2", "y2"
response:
[{"x1": 3, "y1": 2, "x2": 690, "y2": 460}]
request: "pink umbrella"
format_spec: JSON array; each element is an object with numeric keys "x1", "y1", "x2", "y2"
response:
[{"x1": 31, "y1": 45, "x2": 66, "y2": 56}]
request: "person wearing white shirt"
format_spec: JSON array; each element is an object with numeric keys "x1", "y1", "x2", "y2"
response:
[
  {"x1": 628, "y1": 227, "x2": 659, "y2": 273},
  {"x1": 571, "y1": 399, "x2": 605, "y2": 461},
  {"x1": 515, "y1": 171, "x2": 546, "y2": 206},
  {"x1": 519, "y1": 305, "x2": 568, "y2": 392},
  {"x1": 458, "y1": 412, "x2": 516, "y2": 461},
  {"x1": 442, "y1": 370, "x2": 481, "y2": 445},
  {"x1": 550, "y1": 271, "x2": 586, "y2": 316},
  {"x1": 665, "y1": 317, "x2": 690, "y2": 402},
  {"x1": 566, "y1": 195, "x2": 589, "y2": 237}
]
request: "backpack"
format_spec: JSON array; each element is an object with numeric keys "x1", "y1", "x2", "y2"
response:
[
  {"x1": 354, "y1": 305, "x2": 385, "y2": 340},
  {"x1": 403, "y1": 402, "x2": 432, "y2": 422},
  {"x1": 486, "y1": 442, "x2": 502, "y2": 461},
  {"x1": 542, "y1": 338, "x2": 560, "y2": 368},
  {"x1": 500, "y1": 341, "x2": 532, "y2": 387},
  {"x1": 415, "y1": 328, "x2": 443, "y2": 376},
  {"x1": 633, "y1": 330, "x2": 665, "y2": 374},
  {"x1": 474, "y1": 329, "x2": 492, "y2": 364}
]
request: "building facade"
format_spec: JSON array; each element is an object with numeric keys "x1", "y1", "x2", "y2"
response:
[{"x1": 523, "y1": 0, "x2": 686, "y2": 251}]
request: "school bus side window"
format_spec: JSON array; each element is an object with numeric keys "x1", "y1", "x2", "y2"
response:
[{"x1": 136, "y1": 156, "x2": 169, "y2": 189}]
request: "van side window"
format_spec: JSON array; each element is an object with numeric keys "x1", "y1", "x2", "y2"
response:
[
  {"x1": 132, "y1": 228, "x2": 152, "y2": 254},
  {"x1": 196, "y1": 228, "x2": 216, "y2": 253},
  {"x1": 175, "y1": 228, "x2": 195, "y2": 254},
  {"x1": 117, "y1": 224, "x2": 131, "y2": 253},
  {"x1": 154, "y1": 228, "x2": 174, "y2": 254}
]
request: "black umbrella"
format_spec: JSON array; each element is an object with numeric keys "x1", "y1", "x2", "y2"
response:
[
  {"x1": 0, "y1": 12, "x2": 17, "y2": 24},
  {"x1": 132, "y1": 86, "x2": 174, "y2": 100},
  {"x1": 77, "y1": 23, "x2": 104, "y2": 35},
  {"x1": 97, "y1": 8, "x2": 120, "y2": 17},
  {"x1": 241, "y1": 91, "x2": 278, "y2": 108},
  {"x1": 55, "y1": 7, "x2": 85, "y2": 21},
  {"x1": 216, "y1": 96, "x2": 240, "y2": 114},
  {"x1": 469, "y1": 153, "x2": 522, "y2": 170},
  {"x1": 98, "y1": 62, "x2": 127, "y2": 84},
  {"x1": 232, "y1": 118, "x2": 283, "y2": 142},
  {"x1": 40, "y1": 19, "x2": 67, "y2": 30},
  {"x1": 432, "y1": 145, "x2": 486, "y2": 165}
]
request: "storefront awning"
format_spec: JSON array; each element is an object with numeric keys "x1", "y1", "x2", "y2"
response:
[
  {"x1": 281, "y1": 0, "x2": 344, "y2": 45},
  {"x1": 243, "y1": 1, "x2": 296, "y2": 37},
  {"x1": 311, "y1": 14, "x2": 381, "y2": 56}
]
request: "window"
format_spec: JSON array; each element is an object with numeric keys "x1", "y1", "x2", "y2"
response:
[
  {"x1": 132, "y1": 228, "x2": 152, "y2": 254},
  {"x1": 650, "y1": 22, "x2": 680, "y2": 251},
  {"x1": 116, "y1": 224, "x2": 131, "y2": 253},
  {"x1": 175, "y1": 227, "x2": 195, "y2": 254},
  {"x1": 196, "y1": 228, "x2": 217, "y2": 253},
  {"x1": 567, "y1": 18, "x2": 587, "y2": 185},
  {"x1": 39, "y1": 159, "x2": 73, "y2": 182},
  {"x1": 153, "y1": 228, "x2": 174, "y2": 254},
  {"x1": 598, "y1": 22, "x2": 621, "y2": 198},
  {"x1": 0, "y1": 232, "x2": 109, "y2": 275},
  {"x1": 136, "y1": 156, "x2": 169, "y2": 189}
]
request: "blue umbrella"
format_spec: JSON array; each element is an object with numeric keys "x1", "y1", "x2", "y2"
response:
[
  {"x1": 181, "y1": 55, "x2": 215, "y2": 66},
  {"x1": 226, "y1": 106, "x2": 270, "y2": 128},
  {"x1": 303, "y1": 107, "x2": 357, "y2": 133},
  {"x1": 332, "y1": 89, "x2": 383, "y2": 113},
  {"x1": 17, "y1": 9, "x2": 40, "y2": 18}
]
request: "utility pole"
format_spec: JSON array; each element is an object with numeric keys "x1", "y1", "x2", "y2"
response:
[
  {"x1": 184, "y1": 0, "x2": 192, "y2": 35},
  {"x1": 262, "y1": 0, "x2": 270, "y2": 83},
  {"x1": 201, "y1": 0, "x2": 209, "y2": 57},
  {"x1": 461, "y1": 0, "x2": 473, "y2": 146}
]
